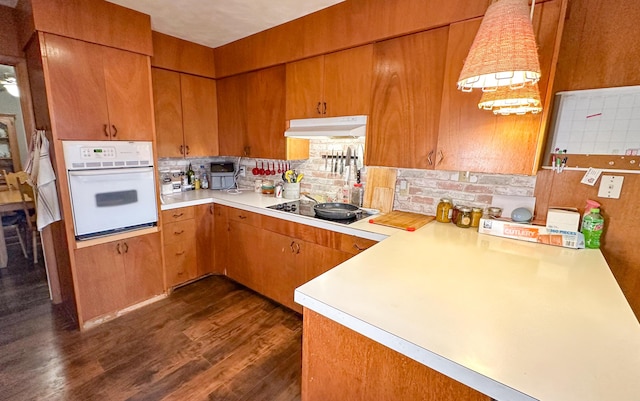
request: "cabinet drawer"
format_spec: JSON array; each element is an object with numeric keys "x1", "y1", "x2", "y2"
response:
[
  {"x1": 165, "y1": 242, "x2": 197, "y2": 287},
  {"x1": 337, "y1": 234, "x2": 378, "y2": 255},
  {"x1": 227, "y1": 207, "x2": 261, "y2": 226},
  {"x1": 163, "y1": 220, "x2": 196, "y2": 245},
  {"x1": 162, "y1": 206, "x2": 195, "y2": 223}
]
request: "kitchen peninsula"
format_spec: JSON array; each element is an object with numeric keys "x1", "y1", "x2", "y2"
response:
[{"x1": 296, "y1": 224, "x2": 640, "y2": 401}]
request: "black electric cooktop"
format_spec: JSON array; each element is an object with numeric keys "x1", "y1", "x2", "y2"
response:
[{"x1": 267, "y1": 200, "x2": 370, "y2": 225}]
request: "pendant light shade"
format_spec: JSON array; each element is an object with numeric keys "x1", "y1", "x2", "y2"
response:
[
  {"x1": 457, "y1": 0, "x2": 541, "y2": 92},
  {"x1": 478, "y1": 84, "x2": 542, "y2": 115}
]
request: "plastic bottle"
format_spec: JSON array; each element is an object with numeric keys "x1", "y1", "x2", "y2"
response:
[
  {"x1": 582, "y1": 208, "x2": 604, "y2": 249},
  {"x1": 200, "y1": 165, "x2": 209, "y2": 189},
  {"x1": 342, "y1": 183, "x2": 351, "y2": 203}
]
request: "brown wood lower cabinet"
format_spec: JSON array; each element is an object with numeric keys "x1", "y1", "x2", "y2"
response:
[
  {"x1": 220, "y1": 205, "x2": 377, "y2": 313},
  {"x1": 302, "y1": 309, "x2": 491, "y2": 401},
  {"x1": 74, "y1": 232, "x2": 163, "y2": 322},
  {"x1": 162, "y1": 205, "x2": 216, "y2": 288}
]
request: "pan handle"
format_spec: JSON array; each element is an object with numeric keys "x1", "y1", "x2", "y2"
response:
[{"x1": 303, "y1": 194, "x2": 319, "y2": 203}]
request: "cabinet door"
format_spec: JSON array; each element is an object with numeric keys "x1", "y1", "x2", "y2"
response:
[
  {"x1": 152, "y1": 68, "x2": 184, "y2": 157},
  {"x1": 102, "y1": 47, "x2": 155, "y2": 140},
  {"x1": 285, "y1": 55, "x2": 324, "y2": 119},
  {"x1": 213, "y1": 204, "x2": 228, "y2": 274},
  {"x1": 226, "y1": 220, "x2": 263, "y2": 292},
  {"x1": 323, "y1": 45, "x2": 374, "y2": 117},
  {"x1": 305, "y1": 243, "x2": 352, "y2": 282},
  {"x1": 181, "y1": 74, "x2": 219, "y2": 157},
  {"x1": 195, "y1": 203, "x2": 215, "y2": 277},
  {"x1": 74, "y1": 242, "x2": 126, "y2": 322},
  {"x1": 43, "y1": 34, "x2": 110, "y2": 140},
  {"x1": 247, "y1": 65, "x2": 287, "y2": 159},
  {"x1": 123, "y1": 233, "x2": 163, "y2": 305},
  {"x1": 217, "y1": 73, "x2": 248, "y2": 156},
  {"x1": 261, "y1": 231, "x2": 306, "y2": 313},
  {"x1": 367, "y1": 28, "x2": 449, "y2": 169},
  {"x1": 437, "y1": 1, "x2": 562, "y2": 174}
]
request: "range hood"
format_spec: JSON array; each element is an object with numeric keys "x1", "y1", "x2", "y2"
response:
[{"x1": 284, "y1": 115, "x2": 367, "y2": 138}]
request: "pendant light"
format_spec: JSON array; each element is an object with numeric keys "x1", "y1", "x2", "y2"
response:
[
  {"x1": 478, "y1": 84, "x2": 542, "y2": 115},
  {"x1": 457, "y1": 0, "x2": 541, "y2": 92}
]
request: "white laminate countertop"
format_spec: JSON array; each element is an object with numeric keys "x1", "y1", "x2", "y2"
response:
[
  {"x1": 160, "y1": 189, "x2": 399, "y2": 241},
  {"x1": 295, "y1": 222, "x2": 640, "y2": 401}
]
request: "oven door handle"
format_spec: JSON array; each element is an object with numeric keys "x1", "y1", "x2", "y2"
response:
[{"x1": 68, "y1": 167, "x2": 154, "y2": 177}]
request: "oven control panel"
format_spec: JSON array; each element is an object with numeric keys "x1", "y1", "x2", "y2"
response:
[
  {"x1": 80, "y1": 146, "x2": 116, "y2": 159},
  {"x1": 62, "y1": 140, "x2": 154, "y2": 170}
]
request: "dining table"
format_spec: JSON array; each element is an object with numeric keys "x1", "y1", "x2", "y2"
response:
[{"x1": 0, "y1": 189, "x2": 34, "y2": 268}]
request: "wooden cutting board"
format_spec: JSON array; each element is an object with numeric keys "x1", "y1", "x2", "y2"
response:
[
  {"x1": 363, "y1": 167, "x2": 397, "y2": 214},
  {"x1": 369, "y1": 211, "x2": 435, "y2": 231}
]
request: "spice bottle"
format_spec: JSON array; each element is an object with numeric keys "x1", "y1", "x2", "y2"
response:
[
  {"x1": 436, "y1": 198, "x2": 453, "y2": 223},
  {"x1": 456, "y1": 206, "x2": 472, "y2": 228},
  {"x1": 470, "y1": 207, "x2": 483, "y2": 228}
]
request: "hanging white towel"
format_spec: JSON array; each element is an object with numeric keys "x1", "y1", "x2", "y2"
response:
[{"x1": 24, "y1": 130, "x2": 62, "y2": 231}]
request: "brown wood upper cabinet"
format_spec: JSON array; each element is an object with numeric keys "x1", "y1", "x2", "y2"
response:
[
  {"x1": 42, "y1": 33, "x2": 154, "y2": 141},
  {"x1": 366, "y1": 28, "x2": 449, "y2": 169},
  {"x1": 152, "y1": 68, "x2": 218, "y2": 158},
  {"x1": 286, "y1": 45, "x2": 373, "y2": 119},
  {"x1": 218, "y1": 65, "x2": 302, "y2": 159},
  {"x1": 437, "y1": 0, "x2": 565, "y2": 175}
]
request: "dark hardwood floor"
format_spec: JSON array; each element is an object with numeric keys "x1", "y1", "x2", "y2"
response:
[{"x1": 0, "y1": 247, "x2": 303, "y2": 401}]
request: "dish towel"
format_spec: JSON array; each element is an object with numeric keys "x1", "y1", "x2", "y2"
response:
[{"x1": 24, "y1": 129, "x2": 62, "y2": 231}]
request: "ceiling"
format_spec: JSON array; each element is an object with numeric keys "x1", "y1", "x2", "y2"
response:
[{"x1": 105, "y1": 0, "x2": 344, "y2": 48}]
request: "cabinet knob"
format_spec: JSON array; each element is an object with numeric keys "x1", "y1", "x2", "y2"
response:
[
  {"x1": 180, "y1": 145, "x2": 184, "y2": 155},
  {"x1": 175, "y1": 251, "x2": 185, "y2": 256},
  {"x1": 174, "y1": 230, "x2": 184, "y2": 235},
  {"x1": 238, "y1": 215, "x2": 247, "y2": 220},
  {"x1": 316, "y1": 102, "x2": 322, "y2": 115},
  {"x1": 173, "y1": 212, "x2": 184, "y2": 218},
  {"x1": 427, "y1": 150, "x2": 434, "y2": 166},
  {"x1": 185, "y1": 145, "x2": 190, "y2": 155},
  {"x1": 116, "y1": 243, "x2": 122, "y2": 254},
  {"x1": 322, "y1": 102, "x2": 327, "y2": 115},
  {"x1": 103, "y1": 124, "x2": 109, "y2": 138},
  {"x1": 353, "y1": 243, "x2": 367, "y2": 252},
  {"x1": 437, "y1": 150, "x2": 444, "y2": 165},
  {"x1": 123, "y1": 242, "x2": 128, "y2": 253},
  {"x1": 111, "y1": 124, "x2": 118, "y2": 137}
]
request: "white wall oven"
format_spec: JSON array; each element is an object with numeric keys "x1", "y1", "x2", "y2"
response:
[{"x1": 62, "y1": 141, "x2": 157, "y2": 240}]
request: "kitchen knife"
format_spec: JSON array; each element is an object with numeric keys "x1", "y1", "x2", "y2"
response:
[{"x1": 346, "y1": 146, "x2": 352, "y2": 169}]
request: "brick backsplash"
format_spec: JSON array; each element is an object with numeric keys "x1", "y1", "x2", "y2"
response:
[{"x1": 159, "y1": 140, "x2": 537, "y2": 215}]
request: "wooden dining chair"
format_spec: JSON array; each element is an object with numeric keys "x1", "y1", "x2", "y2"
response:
[
  {"x1": 2, "y1": 169, "x2": 20, "y2": 190},
  {"x1": 2, "y1": 211, "x2": 28, "y2": 259},
  {"x1": 17, "y1": 178, "x2": 39, "y2": 264}
]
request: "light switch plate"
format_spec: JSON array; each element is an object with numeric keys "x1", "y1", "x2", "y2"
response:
[
  {"x1": 399, "y1": 180, "x2": 409, "y2": 196},
  {"x1": 597, "y1": 175, "x2": 624, "y2": 199}
]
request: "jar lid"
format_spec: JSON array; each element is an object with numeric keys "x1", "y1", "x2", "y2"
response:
[
  {"x1": 354, "y1": 183, "x2": 363, "y2": 187},
  {"x1": 472, "y1": 207, "x2": 483, "y2": 212},
  {"x1": 440, "y1": 198, "x2": 452, "y2": 203},
  {"x1": 488, "y1": 206, "x2": 502, "y2": 212},
  {"x1": 459, "y1": 206, "x2": 472, "y2": 212}
]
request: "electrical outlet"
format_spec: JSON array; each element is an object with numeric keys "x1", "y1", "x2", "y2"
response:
[
  {"x1": 239, "y1": 166, "x2": 246, "y2": 177},
  {"x1": 399, "y1": 180, "x2": 409, "y2": 196},
  {"x1": 458, "y1": 171, "x2": 471, "y2": 182}
]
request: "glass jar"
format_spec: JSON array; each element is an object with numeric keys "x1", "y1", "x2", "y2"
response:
[
  {"x1": 470, "y1": 207, "x2": 483, "y2": 228},
  {"x1": 451, "y1": 205, "x2": 461, "y2": 225},
  {"x1": 351, "y1": 183, "x2": 364, "y2": 207},
  {"x1": 435, "y1": 198, "x2": 453, "y2": 223},
  {"x1": 456, "y1": 206, "x2": 472, "y2": 228},
  {"x1": 487, "y1": 206, "x2": 503, "y2": 219}
]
